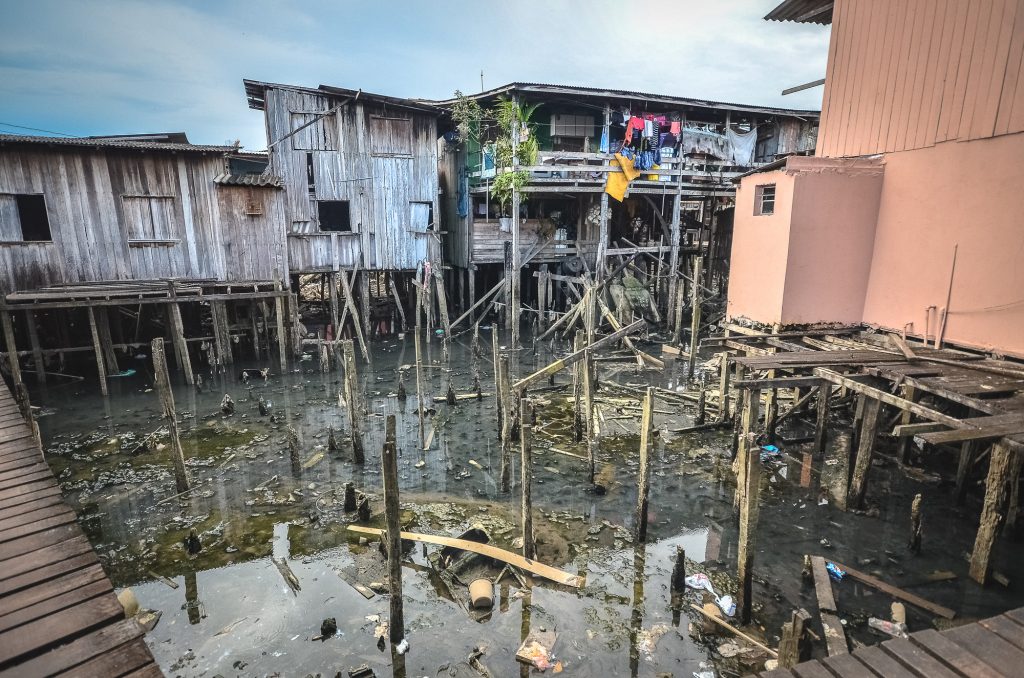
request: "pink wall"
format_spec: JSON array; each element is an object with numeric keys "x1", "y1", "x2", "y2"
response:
[
  {"x1": 726, "y1": 168, "x2": 794, "y2": 325},
  {"x1": 862, "y1": 133, "x2": 1024, "y2": 356},
  {"x1": 781, "y1": 159, "x2": 883, "y2": 324}
]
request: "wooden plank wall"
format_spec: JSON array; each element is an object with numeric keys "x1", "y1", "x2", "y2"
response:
[
  {"x1": 818, "y1": 0, "x2": 1024, "y2": 157},
  {"x1": 263, "y1": 88, "x2": 439, "y2": 272},
  {"x1": 0, "y1": 148, "x2": 287, "y2": 294}
]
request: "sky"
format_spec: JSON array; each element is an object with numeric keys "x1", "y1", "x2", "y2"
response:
[{"x1": 0, "y1": 0, "x2": 831, "y2": 151}]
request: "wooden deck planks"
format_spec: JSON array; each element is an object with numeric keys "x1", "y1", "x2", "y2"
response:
[{"x1": 0, "y1": 381, "x2": 162, "y2": 676}]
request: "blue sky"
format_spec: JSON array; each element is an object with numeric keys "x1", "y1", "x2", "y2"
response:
[{"x1": 0, "y1": 0, "x2": 830, "y2": 150}]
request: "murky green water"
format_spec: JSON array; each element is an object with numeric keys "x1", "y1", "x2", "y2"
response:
[{"x1": 30, "y1": 329, "x2": 1024, "y2": 677}]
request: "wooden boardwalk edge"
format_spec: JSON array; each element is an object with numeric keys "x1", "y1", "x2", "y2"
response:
[{"x1": 0, "y1": 380, "x2": 162, "y2": 676}]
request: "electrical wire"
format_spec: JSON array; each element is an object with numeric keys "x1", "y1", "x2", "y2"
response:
[{"x1": 0, "y1": 121, "x2": 77, "y2": 137}]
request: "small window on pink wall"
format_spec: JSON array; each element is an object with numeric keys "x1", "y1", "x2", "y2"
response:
[{"x1": 754, "y1": 184, "x2": 776, "y2": 216}]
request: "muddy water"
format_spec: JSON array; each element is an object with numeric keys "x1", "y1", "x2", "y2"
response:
[{"x1": 32, "y1": 329, "x2": 1024, "y2": 677}]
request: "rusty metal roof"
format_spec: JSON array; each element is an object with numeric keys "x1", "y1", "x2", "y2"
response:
[
  {"x1": 764, "y1": 0, "x2": 833, "y2": 24},
  {"x1": 213, "y1": 172, "x2": 283, "y2": 188},
  {"x1": 0, "y1": 133, "x2": 236, "y2": 153}
]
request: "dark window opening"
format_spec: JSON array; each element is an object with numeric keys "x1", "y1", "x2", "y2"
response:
[
  {"x1": 16, "y1": 195, "x2": 52, "y2": 241},
  {"x1": 410, "y1": 201, "x2": 434, "y2": 232},
  {"x1": 306, "y1": 153, "x2": 315, "y2": 193},
  {"x1": 318, "y1": 200, "x2": 351, "y2": 232},
  {"x1": 754, "y1": 184, "x2": 776, "y2": 216}
]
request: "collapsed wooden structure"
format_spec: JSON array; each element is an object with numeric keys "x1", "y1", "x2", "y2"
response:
[{"x1": 710, "y1": 324, "x2": 1024, "y2": 597}]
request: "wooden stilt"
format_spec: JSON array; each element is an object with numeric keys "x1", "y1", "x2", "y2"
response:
[
  {"x1": 671, "y1": 276, "x2": 685, "y2": 345},
  {"x1": 895, "y1": 385, "x2": 916, "y2": 463},
  {"x1": 414, "y1": 330, "x2": 426, "y2": 451},
  {"x1": 734, "y1": 388, "x2": 761, "y2": 510},
  {"x1": 250, "y1": 302, "x2": 261, "y2": 359},
  {"x1": 468, "y1": 266, "x2": 476, "y2": 313},
  {"x1": 503, "y1": 241, "x2": 514, "y2": 332},
  {"x1": 572, "y1": 331, "x2": 584, "y2": 442},
  {"x1": 813, "y1": 381, "x2": 831, "y2": 457},
  {"x1": 778, "y1": 610, "x2": 810, "y2": 668},
  {"x1": 0, "y1": 310, "x2": 23, "y2": 392},
  {"x1": 389, "y1": 276, "x2": 407, "y2": 332},
  {"x1": 95, "y1": 308, "x2": 119, "y2": 373},
  {"x1": 537, "y1": 265, "x2": 548, "y2": 332},
  {"x1": 338, "y1": 269, "x2": 370, "y2": 362},
  {"x1": 87, "y1": 307, "x2": 108, "y2": 396},
  {"x1": 166, "y1": 303, "x2": 193, "y2": 384},
  {"x1": 152, "y1": 338, "x2": 190, "y2": 493},
  {"x1": 23, "y1": 310, "x2": 45, "y2": 385},
  {"x1": 521, "y1": 397, "x2": 535, "y2": 560},
  {"x1": 730, "y1": 364, "x2": 747, "y2": 456},
  {"x1": 737, "y1": 406, "x2": 762, "y2": 625},
  {"x1": 848, "y1": 397, "x2": 882, "y2": 509},
  {"x1": 718, "y1": 351, "x2": 730, "y2": 421},
  {"x1": 635, "y1": 387, "x2": 654, "y2": 542},
  {"x1": 498, "y1": 355, "x2": 512, "y2": 493},
  {"x1": 687, "y1": 257, "x2": 703, "y2": 379},
  {"x1": 1007, "y1": 448, "x2": 1023, "y2": 532},
  {"x1": 328, "y1": 272, "x2": 340, "y2": 337},
  {"x1": 433, "y1": 266, "x2": 452, "y2": 338},
  {"x1": 210, "y1": 301, "x2": 228, "y2": 368},
  {"x1": 274, "y1": 284, "x2": 288, "y2": 373},
  {"x1": 909, "y1": 493, "x2": 922, "y2": 553},
  {"x1": 670, "y1": 547, "x2": 686, "y2": 596},
  {"x1": 955, "y1": 440, "x2": 979, "y2": 504},
  {"x1": 381, "y1": 413, "x2": 404, "y2": 643},
  {"x1": 765, "y1": 378, "x2": 779, "y2": 444},
  {"x1": 358, "y1": 271, "x2": 371, "y2": 342},
  {"x1": 492, "y1": 329, "x2": 503, "y2": 438},
  {"x1": 969, "y1": 441, "x2": 1011, "y2": 585},
  {"x1": 342, "y1": 339, "x2": 364, "y2": 464}
]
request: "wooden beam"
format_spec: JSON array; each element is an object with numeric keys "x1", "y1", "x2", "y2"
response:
[
  {"x1": 919, "y1": 423, "x2": 1024, "y2": 446},
  {"x1": 813, "y1": 369, "x2": 962, "y2": 427},
  {"x1": 833, "y1": 561, "x2": 955, "y2": 619},
  {"x1": 513, "y1": 320, "x2": 645, "y2": 392},
  {"x1": 87, "y1": 308, "x2": 108, "y2": 396},
  {"x1": 782, "y1": 77, "x2": 826, "y2": 96},
  {"x1": 970, "y1": 441, "x2": 1012, "y2": 585},
  {"x1": 848, "y1": 397, "x2": 882, "y2": 509}
]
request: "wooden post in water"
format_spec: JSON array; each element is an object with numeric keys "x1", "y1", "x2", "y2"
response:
[
  {"x1": 813, "y1": 380, "x2": 831, "y2": 457},
  {"x1": 21, "y1": 311, "x2": 43, "y2": 385},
  {"x1": 734, "y1": 388, "x2": 761, "y2": 510},
  {"x1": 381, "y1": 414, "x2": 404, "y2": 643},
  {"x1": 537, "y1": 265, "x2": 548, "y2": 332},
  {"x1": 909, "y1": 493, "x2": 923, "y2": 553},
  {"x1": 970, "y1": 441, "x2": 1011, "y2": 585},
  {"x1": 895, "y1": 384, "x2": 916, "y2": 463},
  {"x1": 273, "y1": 280, "x2": 288, "y2": 373},
  {"x1": 1, "y1": 310, "x2": 24, "y2": 393},
  {"x1": 520, "y1": 397, "x2": 535, "y2": 559},
  {"x1": 572, "y1": 331, "x2": 585, "y2": 442},
  {"x1": 848, "y1": 397, "x2": 882, "y2": 509},
  {"x1": 955, "y1": 440, "x2": 978, "y2": 504},
  {"x1": 491, "y1": 330, "x2": 503, "y2": 438},
  {"x1": 328, "y1": 272, "x2": 340, "y2": 338},
  {"x1": 152, "y1": 338, "x2": 190, "y2": 493},
  {"x1": 717, "y1": 352, "x2": 730, "y2": 421},
  {"x1": 342, "y1": 339, "x2": 364, "y2": 464},
  {"x1": 212, "y1": 301, "x2": 233, "y2": 366},
  {"x1": 87, "y1": 307, "x2": 108, "y2": 396},
  {"x1": 737, "y1": 424, "x2": 762, "y2": 625},
  {"x1": 635, "y1": 387, "x2": 654, "y2": 542},
  {"x1": 498, "y1": 355, "x2": 513, "y2": 493},
  {"x1": 687, "y1": 257, "x2": 703, "y2": 379},
  {"x1": 414, "y1": 330, "x2": 426, "y2": 451}
]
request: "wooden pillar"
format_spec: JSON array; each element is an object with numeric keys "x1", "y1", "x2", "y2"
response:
[
  {"x1": 274, "y1": 284, "x2": 288, "y2": 373},
  {"x1": 167, "y1": 303, "x2": 193, "y2": 384},
  {"x1": 381, "y1": 413, "x2": 404, "y2": 643},
  {"x1": 503, "y1": 241, "x2": 514, "y2": 332},
  {"x1": 498, "y1": 355, "x2": 513, "y2": 493},
  {"x1": 895, "y1": 385, "x2": 916, "y2": 463},
  {"x1": 734, "y1": 388, "x2": 761, "y2": 509},
  {"x1": 211, "y1": 301, "x2": 231, "y2": 368},
  {"x1": 537, "y1": 265, "x2": 548, "y2": 332},
  {"x1": 635, "y1": 387, "x2": 654, "y2": 542},
  {"x1": 22, "y1": 311, "x2": 44, "y2": 384},
  {"x1": 250, "y1": 302, "x2": 261, "y2": 359},
  {"x1": 95, "y1": 308, "x2": 119, "y2": 373},
  {"x1": 492, "y1": 329, "x2": 503, "y2": 438},
  {"x1": 152, "y1": 338, "x2": 189, "y2": 493},
  {"x1": 955, "y1": 440, "x2": 979, "y2": 504},
  {"x1": 596, "y1": 104, "x2": 611, "y2": 277},
  {"x1": 778, "y1": 610, "x2": 809, "y2": 669},
  {"x1": 687, "y1": 257, "x2": 703, "y2": 379},
  {"x1": 670, "y1": 278, "x2": 685, "y2": 345},
  {"x1": 87, "y1": 307, "x2": 108, "y2": 396},
  {"x1": 737, "y1": 405, "x2": 762, "y2": 625},
  {"x1": 666, "y1": 171, "x2": 684, "y2": 315},
  {"x1": 510, "y1": 94, "x2": 522, "y2": 348},
  {"x1": 433, "y1": 266, "x2": 452, "y2": 339},
  {"x1": 328, "y1": 272, "x2": 341, "y2": 338},
  {"x1": 717, "y1": 351, "x2": 730, "y2": 421},
  {"x1": 1007, "y1": 448, "x2": 1023, "y2": 532},
  {"x1": 343, "y1": 339, "x2": 364, "y2": 464},
  {"x1": 338, "y1": 270, "x2": 370, "y2": 362},
  {"x1": 813, "y1": 382, "x2": 832, "y2": 457},
  {"x1": 969, "y1": 441, "x2": 1012, "y2": 585},
  {"x1": 520, "y1": 397, "x2": 535, "y2": 560},
  {"x1": 764, "y1": 376, "x2": 779, "y2": 444},
  {"x1": 848, "y1": 397, "x2": 882, "y2": 509},
  {"x1": 358, "y1": 272, "x2": 371, "y2": 342},
  {"x1": 1, "y1": 310, "x2": 23, "y2": 391}
]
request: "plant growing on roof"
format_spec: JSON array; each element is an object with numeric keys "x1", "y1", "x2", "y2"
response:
[
  {"x1": 491, "y1": 96, "x2": 541, "y2": 214},
  {"x1": 450, "y1": 90, "x2": 484, "y2": 144}
]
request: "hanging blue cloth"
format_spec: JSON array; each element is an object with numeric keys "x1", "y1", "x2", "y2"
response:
[
  {"x1": 599, "y1": 127, "x2": 609, "y2": 154},
  {"x1": 457, "y1": 167, "x2": 469, "y2": 218}
]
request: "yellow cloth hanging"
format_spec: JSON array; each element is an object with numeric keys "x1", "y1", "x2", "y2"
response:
[{"x1": 605, "y1": 153, "x2": 640, "y2": 202}]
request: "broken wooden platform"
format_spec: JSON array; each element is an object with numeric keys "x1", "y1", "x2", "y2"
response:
[
  {"x1": 0, "y1": 381, "x2": 162, "y2": 676},
  {"x1": 752, "y1": 607, "x2": 1024, "y2": 678}
]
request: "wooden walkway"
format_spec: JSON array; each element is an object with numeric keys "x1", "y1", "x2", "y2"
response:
[
  {"x1": 0, "y1": 381, "x2": 162, "y2": 676},
  {"x1": 756, "y1": 608, "x2": 1024, "y2": 677}
]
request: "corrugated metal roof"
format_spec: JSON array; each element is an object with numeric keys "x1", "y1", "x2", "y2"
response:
[
  {"x1": 764, "y1": 0, "x2": 833, "y2": 24},
  {"x1": 426, "y1": 82, "x2": 820, "y2": 118},
  {"x1": 213, "y1": 172, "x2": 283, "y2": 188},
  {"x1": 243, "y1": 79, "x2": 440, "y2": 114},
  {"x1": 0, "y1": 133, "x2": 236, "y2": 153}
]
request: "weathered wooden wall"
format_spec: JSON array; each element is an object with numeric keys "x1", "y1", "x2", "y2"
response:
[
  {"x1": 818, "y1": 0, "x2": 1024, "y2": 157},
  {"x1": 437, "y1": 139, "x2": 470, "y2": 269},
  {"x1": 0, "y1": 147, "x2": 287, "y2": 294},
  {"x1": 263, "y1": 87, "x2": 439, "y2": 271}
]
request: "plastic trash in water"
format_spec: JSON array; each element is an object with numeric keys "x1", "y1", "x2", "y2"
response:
[
  {"x1": 685, "y1": 573, "x2": 715, "y2": 594},
  {"x1": 434, "y1": 328, "x2": 445, "y2": 336},
  {"x1": 396, "y1": 638, "x2": 410, "y2": 655},
  {"x1": 759, "y1": 444, "x2": 781, "y2": 462},
  {"x1": 110, "y1": 368, "x2": 137, "y2": 378},
  {"x1": 826, "y1": 561, "x2": 846, "y2": 581}
]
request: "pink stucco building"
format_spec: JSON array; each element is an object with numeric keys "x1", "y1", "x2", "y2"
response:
[{"x1": 728, "y1": 0, "x2": 1024, "y2": 358}]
